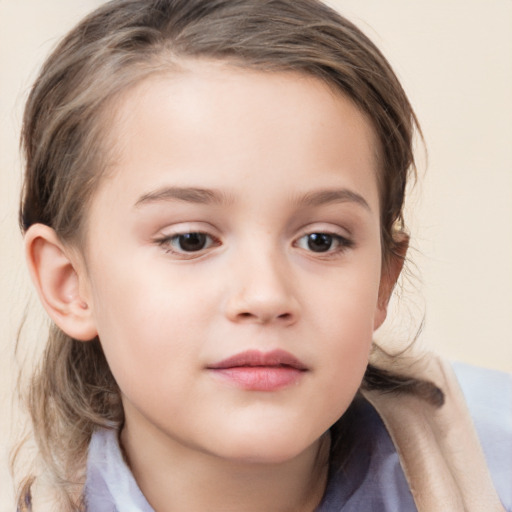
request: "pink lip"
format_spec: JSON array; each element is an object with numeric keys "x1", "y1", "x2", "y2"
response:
[{"x1": 207, "y1": 349, "x2": 308, "y2": 391}]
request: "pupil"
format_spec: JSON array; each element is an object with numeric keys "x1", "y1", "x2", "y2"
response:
[
  {"x1": 307, "y1": 233, "x2": 332, "y2": 252},
  {"x1": 179, "y1": 233, "x2": 207, "y2": 252}
]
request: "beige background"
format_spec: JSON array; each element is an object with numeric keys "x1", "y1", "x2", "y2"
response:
[{"x1": 1, "y1": 0, "x2": 511, "y2": 507}]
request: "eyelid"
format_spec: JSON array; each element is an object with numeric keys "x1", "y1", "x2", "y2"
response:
[
  {"x1": 154, "y1": 221, "x2": 220, "y2": 242},
  {"x1": 293, "y1": 222, "x2": 352, "y2": 240},
  {"x1": 292, "y1": 225, "x2": 355, "y2": 257},
  {"x1": 294, "y1": 232, "x2": 352, "y2": 248},
  {"x1": 153, "y1": 224, "x2": 222, "y2": 258}
]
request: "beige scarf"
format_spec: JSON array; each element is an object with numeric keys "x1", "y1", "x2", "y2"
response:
[{"x1": 362, "y1": 351, "x2": 505, "y2": 512}]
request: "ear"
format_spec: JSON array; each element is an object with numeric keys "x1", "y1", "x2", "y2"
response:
[
  {"x1": 373, "y1": 232, "x2": 409, "y2": 330},
  {"x1": 24, "y1": 224, "x2": 98, "y2": 341}
]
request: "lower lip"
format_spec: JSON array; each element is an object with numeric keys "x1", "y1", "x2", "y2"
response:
[{"x1": 209, "y1": 367, "x2": 305, "y2": 391}]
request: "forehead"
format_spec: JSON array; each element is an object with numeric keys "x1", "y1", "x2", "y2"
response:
[{"x1": 93, "y1": 61, "x2": 380, "y2": 215}]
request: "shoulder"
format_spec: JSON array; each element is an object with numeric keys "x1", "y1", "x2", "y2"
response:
[
  {"x1": 452, "y1": 362, "x2": 512, "y2": 510},
  {"x1": 320, "y1": 360, "x2": 512, "y2": 512}
]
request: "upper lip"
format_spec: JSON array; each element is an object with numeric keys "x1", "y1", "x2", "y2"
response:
[{"x1": 207, "y1": 349, "x2": 308, "y2": 371}]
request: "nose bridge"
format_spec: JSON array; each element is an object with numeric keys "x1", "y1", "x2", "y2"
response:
[{"x1": 225, "y1": 236, "x2": 298, "y2": 324}]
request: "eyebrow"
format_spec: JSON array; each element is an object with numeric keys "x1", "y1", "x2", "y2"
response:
[
  {"x1": 295, "y1": 189, "x2": 372, "y2": 212},
  {"x1": 134, "y1": 185, "x2": 371, "y2": 212},
  {"x1": 134, "y1": 186, "x2": 229, "y2": 208}
]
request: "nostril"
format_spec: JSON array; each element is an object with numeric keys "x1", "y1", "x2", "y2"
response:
[{"x1": 235, "y1": 311, "x2": 293, "y2": 323}]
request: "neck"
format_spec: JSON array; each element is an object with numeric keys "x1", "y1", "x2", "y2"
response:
[{"x1": 120, "y1": 417, "x2": 330, "y2": 512}]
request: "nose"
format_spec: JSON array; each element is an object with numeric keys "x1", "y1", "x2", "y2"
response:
[{"x1": 224, "y1": 249, "x2": 299, "y2": 326}]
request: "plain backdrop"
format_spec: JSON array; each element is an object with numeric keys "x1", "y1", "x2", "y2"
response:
[{"x1": 1, "y1": 0, "x2": 511, "y2": 507}]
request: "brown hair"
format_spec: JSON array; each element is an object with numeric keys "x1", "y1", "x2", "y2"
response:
[{"x1": 17, "y1": 0, "x2": 426, "y2": 509}]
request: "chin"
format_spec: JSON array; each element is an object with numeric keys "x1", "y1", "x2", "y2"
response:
[{"x1": 210, "y1": 428, "x2": 323, "y2": 466}]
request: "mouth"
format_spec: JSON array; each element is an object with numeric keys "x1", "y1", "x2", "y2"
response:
[{"x1": 206, "y1": 349, "x2": 308, "y2": 391}]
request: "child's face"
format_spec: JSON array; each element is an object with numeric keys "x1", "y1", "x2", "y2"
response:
[{"x1": 79, "y1": 62, "x2": 391, "y2": 463}]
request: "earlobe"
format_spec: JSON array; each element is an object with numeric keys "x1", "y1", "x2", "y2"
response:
[
  {"x1": 374, "y1": 233, "x2": 409, "y2": 330},
  {"x1": 24, "y1": 224, "x2": 98, "y2": 341}
]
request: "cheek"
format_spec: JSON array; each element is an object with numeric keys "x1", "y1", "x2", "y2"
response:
[
  {"x1": 306, "y1": 256, "x2": 381, "y2": 407},
  {"x1": 310, "y1": 254, "x2": 382, "y2": 337},
  {"x1": 319, "y1": 297, "x2": 375, "y2": 382},
  {"x1": 86, "y1": 256, "x2": 202, "y2": 384}
]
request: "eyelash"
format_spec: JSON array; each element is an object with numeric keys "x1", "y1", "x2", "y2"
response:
[
  {"x1": 154, "y1": 230, "x2": 354, "y2": 259},
  {"x1": 155, "y1": 232, "x2": 221, "y2": 258},
  {"x1": 294, "y1": 232, "x2": 354, "y2": 257}
]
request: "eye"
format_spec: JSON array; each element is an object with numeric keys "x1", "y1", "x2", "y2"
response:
[
  {"x1": 174, "y1": 232, "x2": 209, "y2": 252},
  {"x1": 156, "y1": 232, "x2": 218, "y2": 255},
  {"x1": 295, "y1": 232, "x2": 352, "y2": 254}
]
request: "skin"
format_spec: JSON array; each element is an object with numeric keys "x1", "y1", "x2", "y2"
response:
[{"x1": 26, "y1": 61, "x2": 403, "y2": 511}]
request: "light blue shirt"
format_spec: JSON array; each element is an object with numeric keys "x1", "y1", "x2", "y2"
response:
[{"x1": 85, "y1": 363, "x2": 512, "y2": 511}]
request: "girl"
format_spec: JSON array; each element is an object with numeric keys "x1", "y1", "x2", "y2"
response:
[{"x1": 14, "y1": 0, "x2": 511, "y2": 510}]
